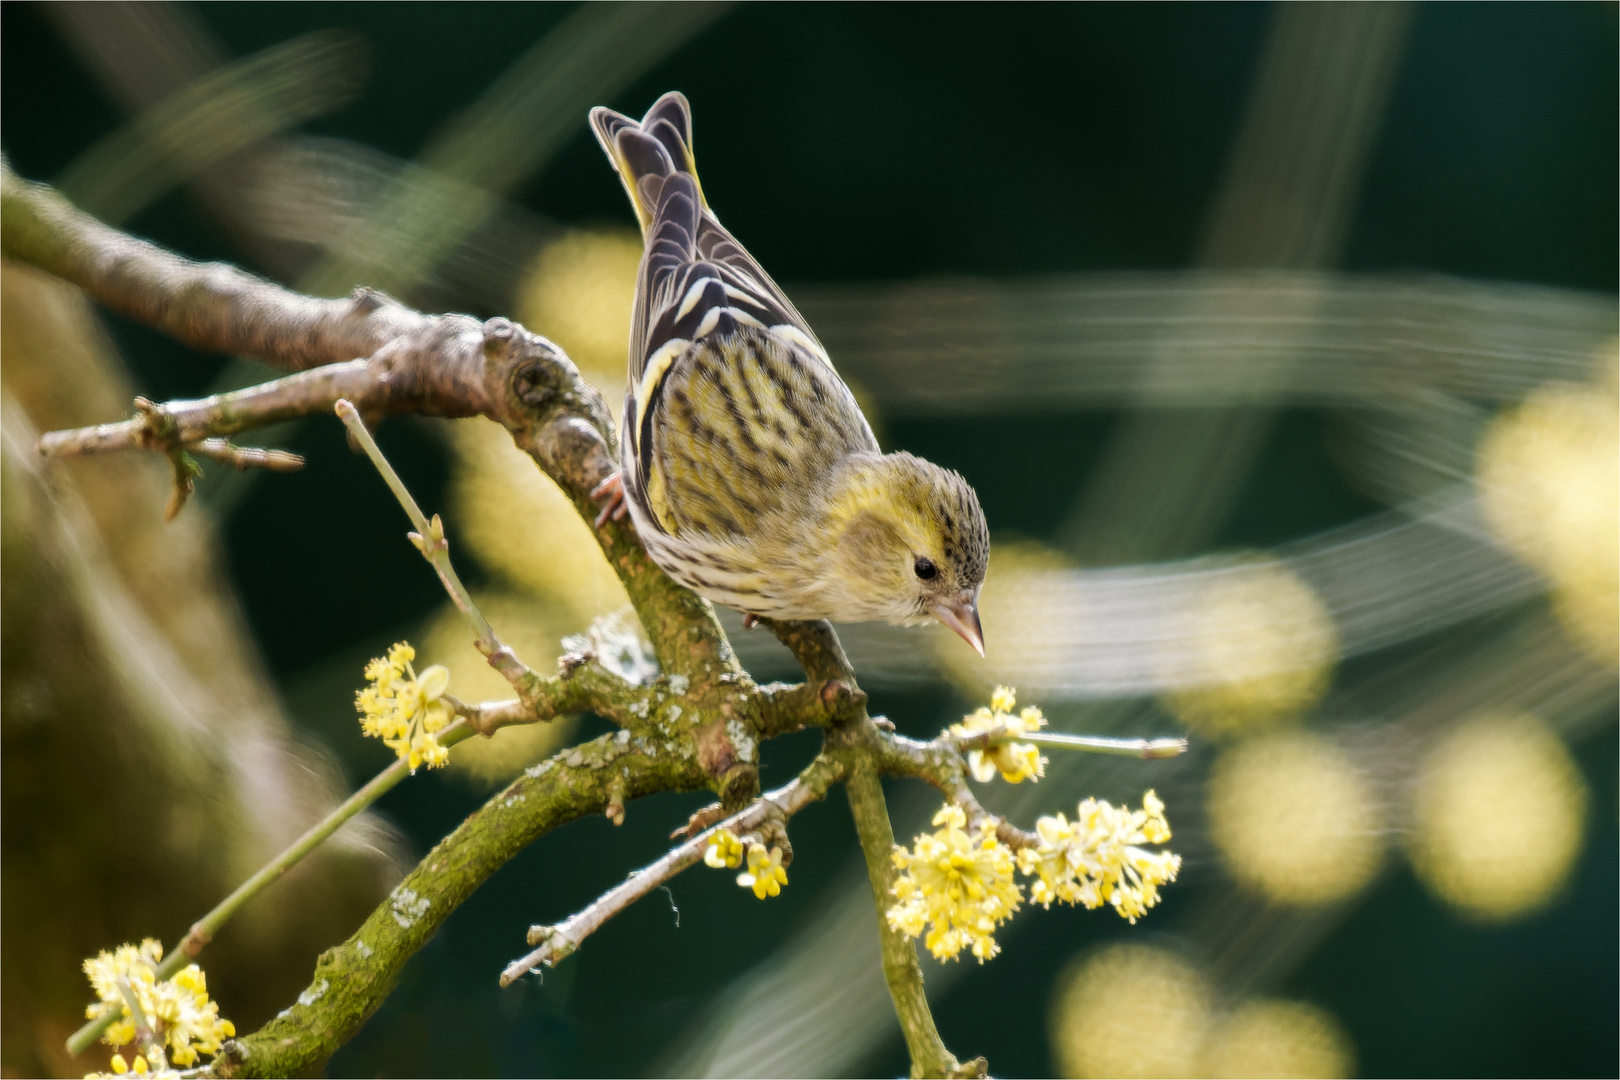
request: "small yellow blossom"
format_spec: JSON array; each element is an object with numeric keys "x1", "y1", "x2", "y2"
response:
[
  {"x1": 950, "y1": 685, "x2": 1048, "y2": 784},
  {"x1": 704, "y1": 828, "x2": 745, "y2": 870},
  {"x1": 82, "y1": 941, "x2": 234, "y2": 1076},
  {"x1": 887, "y1": 804, "x2": 1023, "y2": 962},
  {"x1": 736, "y1": 843, "x2": 789, "y2": 899},
  {"x1": 1017, "y1": 789, "x2": 1182, "y2": 923},
  {"x1": 356, "y1": 642, "x2": 454, "y2": 771}
]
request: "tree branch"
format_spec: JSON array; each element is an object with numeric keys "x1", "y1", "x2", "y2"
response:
[
  {"x1": 843, "y1": 756, "x2": 974, "y2": 1079},
  {"x1": 212, "y1": 731, "x2": 711, "y2": 1078},
  {"x1": 763, "y1": 617, "x2": 858, "y2": 686},
  {"x1": 2, "y1": 162, "x2": 423, "y2": 372},
  {"x1": 501, "y1": 751, "x2": 846, "y2": 985}
]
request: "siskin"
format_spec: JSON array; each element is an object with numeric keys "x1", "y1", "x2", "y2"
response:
[{"x1": 588, "y1": 92, "x2": 988, "y2": 654}]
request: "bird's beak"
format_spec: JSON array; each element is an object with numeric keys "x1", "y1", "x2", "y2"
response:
[{"x1": 930, "y1": 593, "x2": 985, "y2": 657}]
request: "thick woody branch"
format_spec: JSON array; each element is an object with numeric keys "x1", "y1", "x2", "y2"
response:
[
  {"x1": 762, "y1": 617, "x2": 858, "y2": 686},
  {"x1": 2, "y1": 163, "x2": 424, "y2": 372},
  {"x1": 501, "y1": 752, "x2": 845, "y2": 985},
  {"x1": 213, "y1": 731, "x2": 711, "y2": 1078},
  {"x1": 755, "y1": 675, "x2": 867, "y2": 737},
  {"x1": 7, "y1": 164, "x2": 737, "y2": 679}
]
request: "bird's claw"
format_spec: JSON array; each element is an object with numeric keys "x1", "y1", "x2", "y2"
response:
[{"x1": 590, "y1": 471, "x2": 628, "y2": 529}]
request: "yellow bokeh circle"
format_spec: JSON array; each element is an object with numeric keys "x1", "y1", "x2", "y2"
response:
[
  {"x1": 938, "y1": 538, "x2": 1074, "y2": 694},
  {"x1": 449, "y1": 416, "x2": 630, "y2": 621},
  {"x1": 1204, "y1": 999, "x2": 1354, "y2": 1079},
  {"x1": 516, "y1": 227, "x2": 643, "y2": 398},
  {"x1": 420, "y1": 592, "x2": 579, "y2": 787},
  {"x1": 1049, "y1": 943, "x2": 1211, "y2": 1079},
  {"x1": 1407, "y1": 711, "x2": 1587, "y2": 922},
  {"x1": 1207, "y1": 731, "x2": 1381, "y2": 905},
  {"x1": 1476, "y1": 381, "x2": 1619, "y2": 666},
  {"x1": 1160, "y1": 557, "x2": 1339, "y2": 739}
]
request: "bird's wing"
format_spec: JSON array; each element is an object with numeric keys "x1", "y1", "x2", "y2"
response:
[
  {"x1": 639, "y1": 328, "x2": 875, "y2": 539},
  {"x1": 589, "y1": 93, "x2": 835, "y2": 390},
  {"x1": 590, "y1": 93, "x2": 871, "y2": 538}
]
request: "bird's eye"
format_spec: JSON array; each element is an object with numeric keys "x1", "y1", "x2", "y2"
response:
[{"x1": 913, "y1": 556, "x2": 938, "y2": 580}]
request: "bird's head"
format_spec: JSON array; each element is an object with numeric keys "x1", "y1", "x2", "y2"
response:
[{"x1": 824, "y1": 452, "x2": 989, "y2": 654}]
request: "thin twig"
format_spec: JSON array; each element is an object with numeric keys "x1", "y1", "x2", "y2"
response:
[
  {"x1": 36, "y1": 363, "x2": 376, "y2": 460},
  {"x1": 67, "y1": 721, "x2": 476, "y2": 1057},
  {"x1": 114, "y1": 975, "x2": 169, "y2": 1072},
  {"x1": 188, "y1": 438, "x2": 305, "y2": 472},
  {"x1": 500, "y1": 755, "x2": 844, "y2": 986},
  {"x1": 961, "y1": 728, "x2": 1189, "y2": 760},
  {"x1": 334, "y1": 398, "x2": 541, "y2": 703}
]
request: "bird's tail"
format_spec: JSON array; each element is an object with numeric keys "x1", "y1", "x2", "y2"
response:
[{"x1": 589, "y1": 91, "x2": 707, "y2": 236}]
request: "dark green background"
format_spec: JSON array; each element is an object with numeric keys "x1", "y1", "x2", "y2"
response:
[{"x1": 4, "y1": 3, "x2": 1615, "y2": 1076}]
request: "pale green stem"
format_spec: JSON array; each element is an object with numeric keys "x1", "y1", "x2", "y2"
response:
[
  {"x1": 332, "y1": 400, "x2": 500, "y2": 651},
  {"x1": 844, "y1": 760, "x2": 960, "y2": 1079},
  {"x1": 68, "y1": 721, "x2": 474, "y2": 1057},
  {"x1": 958, "y1": 727, "x2": 1186, "y2": 760},
  {"x1": 1018, "y1": 731, "x2": 1188, "y2": 759}
]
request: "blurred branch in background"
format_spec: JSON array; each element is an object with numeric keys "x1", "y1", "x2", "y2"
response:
[
  {"x1": 297, "y1": 0, "x2": 728, "y2": 302},
  {"x1": 54, "y1": 30, "x2": 368, "y2": 230},
  {"x1": 1061, "y1": 0, "x2": 1413, "y2": 564},
  {"x1": 798, "y1": 271, "x2": 1611, "y2": 412},
  {"x1": 0, "y1": 260, "x2": 403, "y2": 1078}
]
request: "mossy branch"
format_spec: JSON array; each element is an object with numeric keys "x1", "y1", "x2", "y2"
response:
[{"x1": 214, "y1": 731, "x2": 712, "y2": 1078}]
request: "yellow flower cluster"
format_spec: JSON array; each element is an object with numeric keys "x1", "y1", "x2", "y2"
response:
[
  {"x1": 888, "y1": 794, "x2": 1182, "y2": 962},
  {"x1": 738, "y1": 844, "x2": 789, "y2": 899},
  {"x1": 949, "y1": 685, "x2": 1048, "y2": 784},
  {"x1": 704, "y1": 827, "x2": 745, "y2": 869},
  {"x1": 1018, "y1": 790, "x2": 1181, "y2": 923},
  {"x1": 356, "y1": 642, "x2": 453, "y2": 771},
  {"x1": 704, "y1": 827, "x2": 789, "y2": 899},
  {"x1": 90, "y1": 1051, "x2": 159, "y2": 1077},
  {"x1": 887, "y1": 804, "x2": 1023, "y2": 962},
  {"x1": 82, "y1": 939, "x2": 234, "y2": 1074}
]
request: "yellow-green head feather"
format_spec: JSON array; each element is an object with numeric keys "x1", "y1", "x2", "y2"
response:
[{"x1": 820, "y1": 452, "x2": 989, "y2": 639}]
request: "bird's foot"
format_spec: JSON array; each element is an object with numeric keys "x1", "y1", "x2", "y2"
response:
[
  {"x1": 590, "y1": 470, "x2": 628, "y2": 529},
  {"x1": 741, "y1": 613, "x2": 761, "y2": 630}
]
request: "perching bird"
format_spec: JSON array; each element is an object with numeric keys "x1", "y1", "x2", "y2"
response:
[{"x1": 588, "y1": 92, "x2": 988, "y2": 655}]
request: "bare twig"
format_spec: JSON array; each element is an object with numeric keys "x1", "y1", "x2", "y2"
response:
[
  {"x1": 187, "y1": 438, "x2": 304, "y2": 472},
  {"x1": 958, "y1": 728, "x2": 1189, "y2": 760},
  {"x1": 37, "y1": 367, "x2": 379, "y2": 459},
  {"x1": 500, "y1": 754, "x2": 845, "y2": 986},
  {"x1": 334, "y1": 398, "x2": 543, "y2": 708}
]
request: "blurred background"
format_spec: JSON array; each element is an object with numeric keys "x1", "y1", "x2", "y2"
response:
[{"x1": 2, "y1": 2, "x2": 1615, "y2": 1077}]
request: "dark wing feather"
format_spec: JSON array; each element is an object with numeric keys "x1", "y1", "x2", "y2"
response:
[
  {"x1": 590, "y1": 92, "x2": 830, "y2": 386},
  {"x1": 590, "y1": 92, "x2": 862, "y2": 538}
]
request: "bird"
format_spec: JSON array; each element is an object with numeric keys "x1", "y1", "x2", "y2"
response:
[{"x1": 587, "y1": 92, "x2": 988, "y2": 655}]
